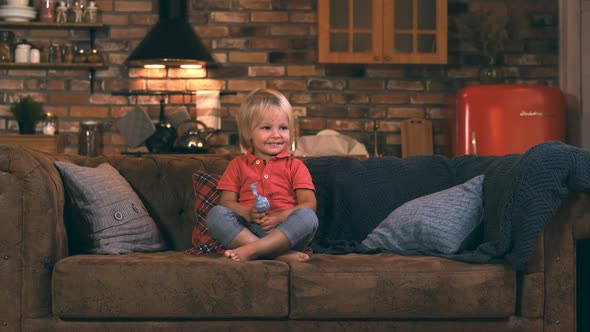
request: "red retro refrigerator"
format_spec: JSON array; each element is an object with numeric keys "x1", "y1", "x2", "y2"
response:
[{"x1": 451, "y1": 84, "x2": 566, "y2": 156}]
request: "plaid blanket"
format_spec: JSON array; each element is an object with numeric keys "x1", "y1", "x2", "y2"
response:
[{"x1": 306, "y1": 142, "x2": 590, "y2": 270}]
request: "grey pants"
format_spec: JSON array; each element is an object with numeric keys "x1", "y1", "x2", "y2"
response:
[{"x1": 206, "y1": 205, "x2": 318, "y2": 252}]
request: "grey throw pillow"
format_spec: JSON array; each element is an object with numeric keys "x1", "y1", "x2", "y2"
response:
[
  {"x1": 54, "y1": 161, "x2": 167, "y2": 254},
  {"x1": 361, "y1": 175, "x2": 485, "y2": 255}
]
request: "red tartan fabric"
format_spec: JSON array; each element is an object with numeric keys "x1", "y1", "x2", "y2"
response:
[{"x1": 186, "y1": 170, "x2": 225, "y2": 255}]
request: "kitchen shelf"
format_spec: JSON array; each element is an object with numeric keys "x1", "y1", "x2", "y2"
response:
[
  {"x1": 0, "y1": 63, "x2": 107, "y2": 69},
  {"x1": 0, "y1": 22, "x2": 105, "y2": 29},
  {"x1": 0, "y1": 21, "x2": 107, "y2": 93}
]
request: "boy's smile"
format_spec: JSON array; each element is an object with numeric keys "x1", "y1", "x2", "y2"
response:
[{"x1": 251, "y1": 110, "x2": 290, "y2": 160}]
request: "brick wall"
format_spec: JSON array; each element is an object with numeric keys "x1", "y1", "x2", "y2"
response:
[{"x1": 0, "y1": 0, "x2": 558, "y2": 157}]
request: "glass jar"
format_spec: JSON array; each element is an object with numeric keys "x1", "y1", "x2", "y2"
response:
[
  {"x1": 42, "y1": 113, "x2": 58, "y2": 135},
  {"x1": 14, "y1": 40, "x2": 31, "y2": 63},
  {"x1": 0, "y1": 30, "x2": 14, "y2": 62},
  {"x1": 39, "y1": 0, "x2": 56, "y2": 23},
  {"x1": 78, "y1": 121, "x2": 103, "y2": 156},
  {"x1": 62, "y1": 43, "x2": 74, "y2": 63}
]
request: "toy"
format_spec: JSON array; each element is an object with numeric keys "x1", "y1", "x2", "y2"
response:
[{"x1": 250, "y1": 182, "x2": 270, "y2": 213}]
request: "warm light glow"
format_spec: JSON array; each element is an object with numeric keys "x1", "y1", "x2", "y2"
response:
[
  {"x1": 144, "y1": 64, "x2": 166, "y2": 69},
  {"x1": 180, "y1": 64, "x2": 203, "y2": 69}
]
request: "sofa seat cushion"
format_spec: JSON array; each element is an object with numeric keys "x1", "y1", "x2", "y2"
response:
[
  {"x1": 52, "y1": 251, "x2": 289, "y2": 319},
  {"x1": 289, "y1": 253, "x2": 516, "y2": 319}
]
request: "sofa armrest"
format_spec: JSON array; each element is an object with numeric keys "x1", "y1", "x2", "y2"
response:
[
  {"x1": 571, "y1": 194, "x2": 590, "y2": 240},
  {"x1": 0, "y1": 145, "x2": 68, "y2": 331},
  {"x1": 541, "y1": 193, "x2": 590, "y2": 331}
]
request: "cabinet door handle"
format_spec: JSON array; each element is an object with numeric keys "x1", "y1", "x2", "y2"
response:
[
  {"x1": 384, "y1": 56, "x2": 392, "y2": 61},
  {"x1": 374, "y1": 56, "x2": 381, "y2": 61}
]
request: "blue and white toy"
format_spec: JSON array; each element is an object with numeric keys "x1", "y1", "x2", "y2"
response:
[{"x1": 251, "y1": 182, "x2": 270, "y2": 213}]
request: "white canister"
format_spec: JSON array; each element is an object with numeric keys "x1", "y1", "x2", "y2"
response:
[
  {"x1": 14, "y1": 43, "x2": 31, "y2": 63},
  {"x1": 29, "y1": 48, "x2": 40, "y2": 63}
]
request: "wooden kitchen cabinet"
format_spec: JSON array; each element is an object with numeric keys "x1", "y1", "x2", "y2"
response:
[
  {"x1": 318, "y1": 0, "x2": 447, "y2": 64},
  {"x1": 0, "y1": 134, "x2": 65, "y2": 154}
]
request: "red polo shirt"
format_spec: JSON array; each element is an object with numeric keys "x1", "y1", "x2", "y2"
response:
[{"x1": 216, "y1": 150, "x2": 315, "y2": 213}]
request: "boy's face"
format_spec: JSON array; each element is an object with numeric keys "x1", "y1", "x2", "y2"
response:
[{"x1": 251, "y1": 109, "x2": 290, "y2": 160}]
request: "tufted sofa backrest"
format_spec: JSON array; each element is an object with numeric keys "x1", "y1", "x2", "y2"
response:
[{"x1": 53, "y1": 153, "x2": 232, "y2": 251}]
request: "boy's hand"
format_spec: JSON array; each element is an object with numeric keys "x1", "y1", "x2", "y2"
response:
[
  {"x1": 249, "y1": 207, "x2": 266, "y2": 222},
  {"x1": 257, "y1": 214, "x2": 283, "y2": 233}
]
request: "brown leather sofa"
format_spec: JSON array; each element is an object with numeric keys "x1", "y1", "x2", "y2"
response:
[{"x1": 1, "y1": 144, "x2": 588, "y2": 332}]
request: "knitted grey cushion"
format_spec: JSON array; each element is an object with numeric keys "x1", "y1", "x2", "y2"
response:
[
  {"x1": 54, "y1": 161, "x2": 167, "y2": 254},
  {"x1": 361, "y1": 175, "x2": 485, "y2": 255}
]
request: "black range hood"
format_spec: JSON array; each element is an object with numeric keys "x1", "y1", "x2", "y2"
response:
[{"x1": 126, "y1": 0, "x2": 215, "y2": 68}]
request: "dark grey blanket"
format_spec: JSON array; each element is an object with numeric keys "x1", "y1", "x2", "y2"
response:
[{"x1": 306, "y1": 141, "x2": 590, "y2": 270}]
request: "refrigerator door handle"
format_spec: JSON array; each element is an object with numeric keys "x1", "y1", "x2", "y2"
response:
[{"x1": 471, "y1": 131, "x2": 477, "y2": 155}]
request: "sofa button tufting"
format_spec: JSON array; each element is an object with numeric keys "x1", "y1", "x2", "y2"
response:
[
  {"x1": 1, "y1": 321, "x2": 6, "y2": 326},
  {"x1": 114, "y1": 211, "x2": 123, "y2": 220},
  {"x1": 132, "y1": 204, "x2": 140, "y2": 213},
  {"x1": 3, "y1": 255, "x2": 8, "y2": 260}
]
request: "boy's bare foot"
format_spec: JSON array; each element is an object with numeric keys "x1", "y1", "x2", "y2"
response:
[
  {"x1": 275, "y1": 250, "x2": 310, "y2": 262},
  {"x1": 224, "y1": 245, "x2": 257, "y2": 261}
]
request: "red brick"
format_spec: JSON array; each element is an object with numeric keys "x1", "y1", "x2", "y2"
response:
[
  {"x1": 233, "y1": 0, "x2": 272, "y2": 10},
  {"x1": 48, "y1": 93, "x2": 90, "y2": 105},
  {"x1": 268, "y1": 80, "x2": 307, "y2": 91},
  {"x1": 46, "y1": 80, "x2": 66, "y2": 90},
  {"x1": 290, "y1": 93, "x2": 329, "y2": 104},
  {"x1": 29, "y1": 30, "x2": 68, "y2": 38},
  {"x1": 211, "y1": 12, "x2": 249, "y2": 23},
  {"x1": 168, "y1": 68, "x2": 207, "y2": 79},
  {"x1": 89, "y1": 93, "x2": 127, "y2": 105},
  {"x1": 387, "y1": 80, "x2": 424, "y2": 91},
  {"x1": 0, "y1": 80, "x2": 24, "y2": 90},
  {"x1": 228, "y1": 80, "x2": 266, "y2": 91},
  {"x1": 186, "y1": 79, "x2": 226, "y2": 91},
  {"x1": 196, "y1": 26, "x2": 230, "y2": 37},
  {"x1": 299, "y1": 117, "x2": 326, "y2": 131},
  {"x1": 287, "y1": 65, "x2": 321, "y2": 76},
  {"x1": 378, "y1": 120, "x2": 401, "y2": 133},
  {"x1": 94, "y1": 0, "x2": 113, "y2": 11},
  {"x1": 111, "y1": 106, "x2": 140, "y2": 118},
  {"x1": 447, "y1": 67, "x2": 479, "y2": 79},
  {"x1": 251, "y1": 12, "x2": 289, "y2": 23},
  {"x1": 371, "y1": 94, "x2": 410, "y2": 104},
  {"x1": 229, "y1": 52, "x2": 268, "y2": 63},
  {"x1": 9, "y1": 70, "x2": 46, "y2": 77},
  {"x1": 111, "y1": 27, "x2": 149, "y2": 39},
  {"x1": 410, "y1": 93, "x2": 448, "y2": 105},
  {"x1": 101, "y1": 13, "x2": 129, "y2": 25},
  {"x1": 248, "y1": 66, "x2": 285, "y2": 76},
  {"x1": 146, "y1": 80, "x2": 187, "y2": 91},
  {"x1": 349, "y1": 80, "x2": 385, "y2": 90},
  {"x1": 521, "y1": 67, "x2": 558, "y2": 78},
  {"x1": 251, "y1": 38, "x2": 290, "y2": 49},
  {"x1": 129, "y1": 14, "x2": 158, "y2": 25},
  {"x1": 289, "y1": 12, "x2": 316, "y2": 23},
  {"x1": 426, "y1": 107, "x2": 446, "y2": 119},
  {"x1": 326, "y1": 119, "x2": 365, "y2": 131},
  {"x1": 331, "y1": 93, "x2": 370, "y2": 104},
  {"x1": 287, "y1": 0, "x2": 313, "y2": 10},
  {"x1": 70, "y1": 106, "x2": 110, "y2": 118},
  {"x1": 387, "y1": 107, "x2": 424, "y2": 119},
  {"x1": 270, "y1": 25, "x2": 309, "y2": 36},
  {"x1": 128, "y1": 68, "x2": 167, "y2": 79},
  {"x1": 69, "y1": 80, "x2": 91, "y2": 92},
  {"x1": 213, "y1": 38, "x2": 248, "y2": 49},
  {"x1": 115, "y1": 1, "x2": 152, "y2": 12}
]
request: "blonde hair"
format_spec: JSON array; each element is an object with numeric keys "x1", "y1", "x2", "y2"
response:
[{"x1": 238, "y1": 88, "x2": 294, "y2": 151}]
